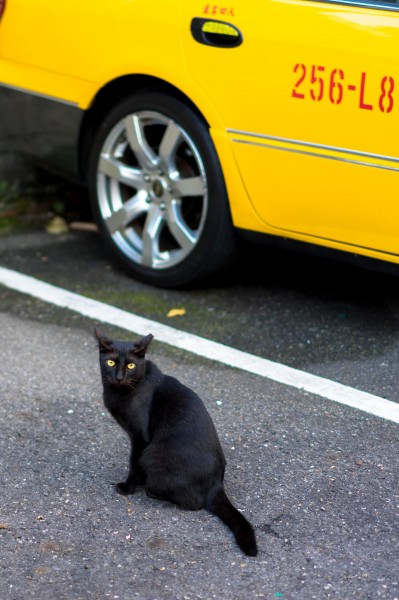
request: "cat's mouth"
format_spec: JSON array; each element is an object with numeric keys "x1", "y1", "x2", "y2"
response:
[
  {"x1": 103, "y1": 376, "x2": 136, "y2": 389},
  {"x1": 113, "y1": 378, "x2": 137, "y2": 389},
  {"x1": 115, "y1": 379, "x2": 128, "y2": 386}
]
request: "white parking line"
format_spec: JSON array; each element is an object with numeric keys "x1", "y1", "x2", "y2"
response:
[{"x1": 1, "y1": 265, "x2": 399, "y2": 425}]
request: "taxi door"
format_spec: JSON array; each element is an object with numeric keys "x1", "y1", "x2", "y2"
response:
[{"x1": 181, "y1": 0, "x2": 399, "y2": 256}]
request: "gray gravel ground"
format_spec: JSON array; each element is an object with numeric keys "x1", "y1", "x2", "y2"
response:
[{"x1": 1, "y1": 310, "x2": 398, "y2": 599}]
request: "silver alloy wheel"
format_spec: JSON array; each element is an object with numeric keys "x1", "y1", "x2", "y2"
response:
[{"x1": 96, "y1": 110, "x2": 208, "y2": 270}]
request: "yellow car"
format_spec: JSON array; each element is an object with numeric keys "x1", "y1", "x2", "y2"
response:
[{"x1": 1, "y1": 0, "x2": 399, "y2": 286}]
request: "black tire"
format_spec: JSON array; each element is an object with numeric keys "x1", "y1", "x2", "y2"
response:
[{"x1": 88, "y1": 90, "x2": 236, "y2": 288}]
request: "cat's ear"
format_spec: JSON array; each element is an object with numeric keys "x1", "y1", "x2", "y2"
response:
[
  {"x1": 133, "y1": 334, "x2": 153, "y2": 357},
  {"x1": 94, "y1": 327, "x2": 114, "y2": 353}
]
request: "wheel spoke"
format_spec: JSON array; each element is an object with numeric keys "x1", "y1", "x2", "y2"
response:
[
  {"x1": 99, "y1": 154, "x2": 144, "y2": 188},
  {"x1": 124, "y1": 114, "x2": 159, "y2": 171},
  {"x1": 165, "y1": 200, "x2": 197, "y2": 251},
  {"x1": 142, "y1": 204, "x2": 164, "y2": 267},
  {"x1": 159, "y1": 121, "x2": 182, "y2": 169},
  {"x1": 96, "y1": 105, "x2": 210, "y2": 277},
  {"x1": 173, "y1": 175, "x2": 205, "y2": 197},
  {"x1": 104, "y1": 193, "x2": 149, "y2": 234}
]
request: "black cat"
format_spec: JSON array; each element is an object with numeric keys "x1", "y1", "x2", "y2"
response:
[{"x1": 95, "y1": 328, "x2": 257, "y2": 557}]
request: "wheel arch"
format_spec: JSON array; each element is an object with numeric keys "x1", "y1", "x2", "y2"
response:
[{"x1": 78, "y1": 74, "x2": 210, "y2": 183}]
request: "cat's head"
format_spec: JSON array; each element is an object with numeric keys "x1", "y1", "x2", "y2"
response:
[{"x1": 95, "y1": 328, "x2": 153, "y2": 388}]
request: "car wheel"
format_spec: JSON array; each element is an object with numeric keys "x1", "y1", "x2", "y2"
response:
[{"x1": 88, "y1": 91, "x2": 236, "y2": 287}]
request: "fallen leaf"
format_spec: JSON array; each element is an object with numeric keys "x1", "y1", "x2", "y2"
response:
[
  {"x1": 0, "y1": 523, "x2": 9, "y2": 529},
  {"x1": 46, "y1": 216, "x2": 69, "y2": 235},
  {"x1": 167, "y1": 308, "x2": 186, "y2": 318}
]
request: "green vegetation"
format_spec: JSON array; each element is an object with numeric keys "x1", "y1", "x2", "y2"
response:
[
  {"x1": 0, "y1": 179, "x2": 59, "y2": 233},
  {"x1": 0, "y1": 174, "x2": 88, "y2": 234}
]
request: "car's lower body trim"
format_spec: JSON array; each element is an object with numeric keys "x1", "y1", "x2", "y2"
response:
[
  {"x1": 0, "y1": 81, "x2": 79, "y2": 107},
  {"x1": 228, "y1": 129, "x2": 399, "y2": 173}
]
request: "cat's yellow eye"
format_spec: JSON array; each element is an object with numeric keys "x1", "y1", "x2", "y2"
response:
[
  {"x1": 107, "y1": 360, "x2": 116, "y2": 367},
  {"x1": 127, "y1": 363, "x2": 136, "y2": 370}
]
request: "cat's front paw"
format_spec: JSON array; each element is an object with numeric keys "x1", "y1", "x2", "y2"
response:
[{"x1": 115, "y1": 481, "x2": 136, "y2": 495}]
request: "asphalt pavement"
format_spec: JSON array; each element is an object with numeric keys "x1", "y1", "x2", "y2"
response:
[
  {"x1": 0, "y1": 229, "x2": 398, "y2": 599},
  {"x1": 2, "y1": 228, "x2": 399, "y2": 402},
  {"x1": 0, "y1": 305, "x2": 398, "y2": 599}
]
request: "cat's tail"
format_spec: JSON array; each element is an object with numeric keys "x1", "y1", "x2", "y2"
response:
[{"x1": 206, "y1": 485, "x2": 258, "y2": 556}]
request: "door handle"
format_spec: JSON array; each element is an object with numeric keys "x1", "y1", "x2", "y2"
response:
[{"x1": 191, "y1": 18, "x2": 243, "y2": 48}]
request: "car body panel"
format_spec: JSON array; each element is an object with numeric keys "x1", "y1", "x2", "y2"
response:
[
  {"x1": 0, "y1": 0, "x2": 180, "y2": 108},
  {"x1": 181, "y1": 0, "x2": 399, "y2": 256},
  {"x1": 1, "y1": 0, "x2": 399, "y2": 266}
]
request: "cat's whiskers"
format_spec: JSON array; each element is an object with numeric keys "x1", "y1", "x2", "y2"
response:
[
  {"x1": 124, "y1": 380, "x2": 138, "y2": 391},
  {"x1": 100, "y1": 373, "x2": 139, "y2": 390}
]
